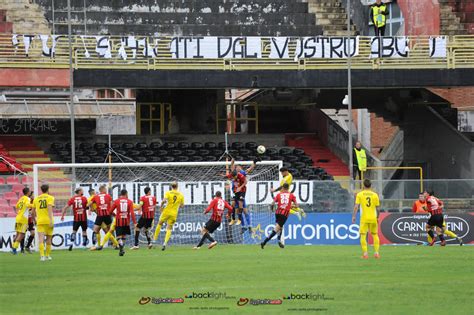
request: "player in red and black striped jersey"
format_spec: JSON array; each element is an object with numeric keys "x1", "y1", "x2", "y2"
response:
[
  {"x1": 61, "y1": 188, "x2": 89, "y2": 251},
  {"x1": 225, "y1": 170, "x2": 248, "y2": 226},
  {"x1": 424, "y1": 190, "x2": 446, "y2": 246},
  {"x1": 194, "y1": 191, "x2": 233, "y2": 250},
  {"x1": 131, "y1": 187, "x2": 157, "y2": 250},
  {"x1": 109, "y1": 189, "x2": 136, "y2": 256},
  {"x1": 88, "y1": 185, "x2": 113, "y2": 248},
  {"x1": 261, "y1": 183, "x2": 298, "y2": 249}
]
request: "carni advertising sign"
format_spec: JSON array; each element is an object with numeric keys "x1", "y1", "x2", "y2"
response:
[{"x1": 378, "y1": 213, "x2": 474, "y2": 245}]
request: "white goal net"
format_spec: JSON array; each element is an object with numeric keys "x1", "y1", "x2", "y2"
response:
[{"x1": 33, "y1": 160, "x2": 288, "y2": 247}]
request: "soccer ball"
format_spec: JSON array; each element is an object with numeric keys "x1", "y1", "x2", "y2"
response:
[{"x1": 257, "y1": 145, "x2": 266, "y2": 154}]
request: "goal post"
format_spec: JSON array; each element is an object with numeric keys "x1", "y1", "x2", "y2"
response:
[{"x1": 32, "y1": 160, "x2": 292, "y2": 247}]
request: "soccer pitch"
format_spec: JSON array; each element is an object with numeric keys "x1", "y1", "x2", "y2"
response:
[{"x1": 1, "y1": 245, "x2": 472, "y2": 314}]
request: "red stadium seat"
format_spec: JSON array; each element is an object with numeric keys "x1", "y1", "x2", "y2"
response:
[
  {"x1": 0, "y1": 177, "x2": 5, "y2": 184},
  {"x1": 6, "y1": 176, "x2": 20, "y2": 184},
  {"x1": 0, "y1": 164, "x2": 9, "y2": 173},
  {"x1": 3, "y1": 191, "x2": 18, "y2": 202},
  {"x1": 21, "y1": 177, "x2": 33, "y2": 185},
  {"x1": 0, "y1": 206, "x2": 9, "y2": 217},
  {"x1": 11, "y1": 184, "x2": 25, "y2": 193},
  {"x1": 0, "y1": 199, "x2": 8, "y2": 207}
]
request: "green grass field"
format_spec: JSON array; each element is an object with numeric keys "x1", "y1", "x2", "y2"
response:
[{"x1": 1, "y1": 245, "x2": 473, "y2": 315}]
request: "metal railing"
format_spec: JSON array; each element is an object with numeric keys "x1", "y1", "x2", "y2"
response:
[
  {"x1": 0, "y1": 97, "x2": 136, "y2": 118},
  {"x1": 1, "y1": 35, "x2": 474, "y2": 70}
]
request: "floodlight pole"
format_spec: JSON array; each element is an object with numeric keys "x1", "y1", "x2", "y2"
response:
[
  {"x1": 346, "y1": 0, "x2": 354, "y2": 186},
  {"x1": 67, "y1": 0, "x2": 76, "y2": 184}
]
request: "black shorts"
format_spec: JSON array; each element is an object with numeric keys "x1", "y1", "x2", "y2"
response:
[
  {"x1": 73, "y1": 221, "x2": 88, "y2": 232},
  {"x1": 233, "y1": 191, "x2": 246, "y2": 203},
  {"x1": 95, "y1": 215, "x2": 112, "y2": 226},
  {"x1": 204, "y1": 220, "x2": 221, "y2": 233},
  {"x1": 28, "y1": 222, "x2": 35, "y2": 231},
  {"x1": 275, "y1": 214, "x2": 288, "y2": 227},
  {"x1": 427, "y1": 214, "x2": 444, "y2": 229},
  {"x1": 115, "y1": 226, "x2": 131, "y2": 236},
  {"x1": 137, "y1": 217, "x2": 153, "y2": 229}
]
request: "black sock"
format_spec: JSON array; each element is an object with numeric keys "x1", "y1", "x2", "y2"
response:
[
  {"x1": 197, "y1": 235, "x2": 207, "y2": 247},
  {"x1": 20, "y1": 238, "x2": 25, "y2": 251},
  {"x1": 134, "y1": 231, "x2": 140, "y2": 246},
  {"x1": 205, "y1": 233, "x2": 215, "y2": 243},
  {"x1": 428, "y1": 230, "x2": 435, "y2": 239},
  {"x1": 232, "y1": 209, "x2": 236, "y2": 220},
  {"x1": 83, "y1": 235, "x2": 88, "y2": 246},
  {"x1": 92, "y1": 232, "x2": 97, "y2": 245},
  {"x1": 439, "y1": 234, "x2": 445, "y2": 242},
  {"x1": 26, "y1": 235, "x2": 34, "y2": 248},
  {"x1": 263, "y1": 230, "x2": 277, "y2": 244},
  {"x1": 145, "y1": 231, "x2": 151, "y2": 244},
  {"x1": 277, "y1": 230, "x2": 283, "y2": 241},
  {"x1": 70, "y1": 232, "x2": 76, "y2": 246}
]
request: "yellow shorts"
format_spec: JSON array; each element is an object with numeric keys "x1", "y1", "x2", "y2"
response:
[
  {"x1": 37, "y1": 224, "x2": 54, "y2": 236},
  {"x1": 15, "y1": 222, "x2": 28, "y2": 234},
  {"x1": 159, "y1": 212, "x2": 177, "y2": 225},
  {"x1": 359, "y1": 222, "x2": 378, "y2": 235}
]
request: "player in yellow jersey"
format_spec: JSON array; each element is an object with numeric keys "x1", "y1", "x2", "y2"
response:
[
  {"x1": 352, "y1": 179, "x2": 380, "y2": 259},
  {"x1": 153, "y1": 182, "x2": 184, "y2": 251},
  {"x1": 32, "y1": 184, "x2": 55, "y2": 261},
  {"x1": 271, "y1": 167, "x2": 306, "y2": 220},
  {"x1": 11, "y1": 187, "x2": 33, "y2": 255}
]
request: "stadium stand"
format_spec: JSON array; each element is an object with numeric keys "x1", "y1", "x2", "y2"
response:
[
  {"x1": 47, "y1": 139, "x2": 336, "y2": 181},
  {"x1": 0, "y1": 9, "x2": 13, "y2": 34},
  {"x1": 440, "y1": 0, "x2": 474, "y2": 34},
  {"x1": 35, "y1": 0, "x2": 324, "y2": 36}
]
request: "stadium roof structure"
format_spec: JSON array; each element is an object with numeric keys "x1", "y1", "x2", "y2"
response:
[{"x1": 0, "y1": 97, "x2": 135, "y2": 119}]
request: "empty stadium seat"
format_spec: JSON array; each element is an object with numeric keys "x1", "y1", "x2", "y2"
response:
[
  {"x1": 11, "y1": 184, "x2": 25, "y2": 193},
  {"x1": 51, "y1": 142, "x2": 64, "y2": 151},
  {"x1": 79, "y1": 143, "x2": 93, "y2": 150},
  {"x1": 177, "y1": 142, "x2": 190, "y2": 150},
  {"x1": 122, "y1": 143, "x2": 135, "y2": 150},
  {"x1": 94, "y1": 143, "x2": 108, "y2": 151},
  {"x1": 6, "y1": 176, "x2": 20, "y2": 185},
  {"x1": 231, "y1": 142, "x2": 244, "y2": 150},
  {"x1": 136, "y1": 143, "x2": 148, "y2": 150},
  {"x1": 149, "y1": 142, "x2": 163, "y2": 150},
  {"x1": 204, "y1": 142, "x2": 217, "y2": 150},
  {"x1": 163, "y1": 143, "x2": 176, "y2": 150},
  {"x1": 245, "y1": 142, "x2": 258, "y2": 150},
  {"x1": 0, "y1": 177, "x2": 5, "y2": 184},
  {"x1": 191, "y1": 142, "x2": 203, "y2": 150}
]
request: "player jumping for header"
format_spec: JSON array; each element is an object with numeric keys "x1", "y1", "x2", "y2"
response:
[{"x1": 230, "y1": 158, "x2": 256, "y2": 231}]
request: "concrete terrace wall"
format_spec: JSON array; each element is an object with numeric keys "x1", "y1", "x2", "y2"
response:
[{"x1": 35, "y1": 0, "x2": 323, "y2": 36}]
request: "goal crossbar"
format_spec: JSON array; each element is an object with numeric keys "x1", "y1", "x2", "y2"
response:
[{"x1": 32, "y1": 160, "x2": 283, "y2": 196}]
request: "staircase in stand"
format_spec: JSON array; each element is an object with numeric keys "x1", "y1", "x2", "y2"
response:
[
  {"x1": 0, "y1": 135, "x2": 70, "y2": 202},
  {"x1": 285, "y1": 134, "x2": 350, "y2": 178}
]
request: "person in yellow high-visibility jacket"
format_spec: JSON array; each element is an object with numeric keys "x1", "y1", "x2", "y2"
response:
[
  {"x1": 353, "y1": 141, "x2": 367, "y2": 180},
  {"x1": 370, "y1": 0, "x2": 389, "y2": 37}
]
